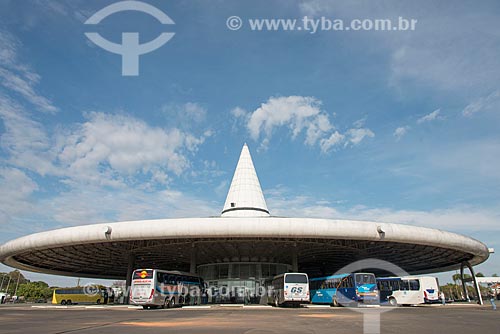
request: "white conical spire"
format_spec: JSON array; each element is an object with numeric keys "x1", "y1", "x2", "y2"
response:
[{"x1": 221, "y1": 144, "x2": 270, "y2": 217}]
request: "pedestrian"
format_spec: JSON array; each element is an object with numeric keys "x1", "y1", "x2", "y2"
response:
[
  {"x1": 103, "y1": 289, "x2": 109, "y2": 305},
  {"x1": 488, "y1": 290, "x2": 497, "y2": 310},
  {"x1": 440, "y1": 292, "x2": 446, "y2": 306}
]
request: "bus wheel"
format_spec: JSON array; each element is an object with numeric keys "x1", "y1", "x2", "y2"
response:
[
  {"x1": 162, "y1": 298, "x2": 168, "y2": 309},
  {"x1": 67, "y1": 300, "x2": 72, "y2": 305},
  {"x1": 332, "y1": 297, "x2": 339, "y2": 307},
  {"x1": 388, "y1": 298, "x2": 398, "y2": 307},
  {"x1": 61, "y1": 300, "x2": 66, "y2": 305},
  {"x1": 96, "y1": 299, "x2": 101, "y2": 304},
  {"x1": 142, "y1": 306, "x2": 148, "y2": 310},
  {"x1": 170, "y1": 298, "x2": 176, "y2": 308}
]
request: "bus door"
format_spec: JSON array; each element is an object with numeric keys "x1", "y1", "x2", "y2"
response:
[
  {"x1": 311, "y1": 280, "x2": 332, "y2": 304},
  {"x1": 337, "y1": 276, "x2": 354, "y2": 304},
  {"x1": 378, "y1": 279, "x2": 397, "y2": 303}
]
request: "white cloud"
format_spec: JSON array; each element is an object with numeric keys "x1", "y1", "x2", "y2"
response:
[
  {"x1": 0, "y1": 100, "x2": 216, "y2": 231},
  {"x1": 417, "y1": 109, "x2": 441, "y2": 124},
  {"x1": 394, "y1": 108, "x2": 442, "y2": 142},
  {"x1": 393, "y1": 126, "x2": 410, "y2": 141},
  {"x1": 39, "y1": 185, "x2": 217, "y2": 226},
  {"x1": 346, "y1": 128, "x2": 375, "y2": 145},
  {"x1": 0, "y1": 167, "x2": 38, "y2": 224},
  {"x1": 343, "y1": 206, "x2": 500, "y2": 232},
  {"x1": 246, "y1": 96, "x2": 332, "y2": 146},
  {"x1": 162, "y1": 102, "x2": 207, "y2": 127},
  {"x1": 215, "y1": 180, "x2": 229, "y2": 197},
  {"x1": 266, "y1": 188, "x2": 500, "y2": 232},
  {"x1": 462, "y1": 90, "x2": 500, "y2": 117},
  {"x1": 0, "y1": 30, "x2": 57, "y2": 113},
  {"x1": 56, "y1": 112, "x2": 209, "y2": 185},
  {"x1": 320, "y1": 131, "x2": 344, "y2": 153},
  {"x1": 230, "y1": 106, "x2": 248, "y2": 119},
  {"x1": 298, "y1": 1, "x2": 500, "y2": 98},
  {"x1": 1, "y1": 94, "x2": 211, "y2": 189},
  {"x1": 0, "y1": 31, "x2": 19, "y2": 65},
  {"x1": 0, "y1": 94, "x2": 57, "y2": 176},
  {"x1": 234, "y1": 96, "x2": 374, "y2": 153}
]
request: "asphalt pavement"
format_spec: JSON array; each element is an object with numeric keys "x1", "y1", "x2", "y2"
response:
[{"x1": 0, "y1": 303, "x2": 497, "y2": 334}]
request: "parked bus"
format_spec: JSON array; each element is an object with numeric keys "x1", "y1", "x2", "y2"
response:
[
  {"x1": 130, "y1": 269, "x2": 205, "y2": 309},
  {"x1": 266, "y1": 273, "x2": 309, "y2": 307},
  {"x1": 377, "y1": 276, "x2": 439, "y2": 306},
  {"x1": 310, "y1": 273, "x2": 379, "y2": 306},
  {"x1": 52, "y1": 286, "x2": 106, "y2": 305}
]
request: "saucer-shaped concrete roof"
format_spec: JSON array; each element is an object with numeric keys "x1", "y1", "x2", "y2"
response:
[
  {"x1": 0, "y1": 145, "x2": 490, "y2": 279},
  {"x1": 0, "y1": 217, "x2": 490, "y2": 279}
]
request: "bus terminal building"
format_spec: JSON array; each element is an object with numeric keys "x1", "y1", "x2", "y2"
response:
[{"x1": 0, "y1": 144, "x2": 492, "y2": 303}]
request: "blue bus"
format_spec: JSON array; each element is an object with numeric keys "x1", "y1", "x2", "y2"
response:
[{"x1": 310, "y1": 273, "x2": 379, "y2": 306}]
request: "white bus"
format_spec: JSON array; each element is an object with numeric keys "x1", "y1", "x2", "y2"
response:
[
  {"x1": 130, "y1": 269, "x2": 205, "y2": 309},
  {"x1": 377, "y1": 276, "x2": 440, "y2": 306},
  {"x1": 267, "y1": 273, "x2": 309, "y2": 307}
]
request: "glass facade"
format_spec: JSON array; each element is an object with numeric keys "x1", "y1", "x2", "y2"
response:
[{"x1": 197, "y1": 262, "x2": 291, "y2": 304}]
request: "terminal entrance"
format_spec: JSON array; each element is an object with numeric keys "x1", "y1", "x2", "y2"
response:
[{"x1": 197, "y1": 262, "x2": 291, "y2": 304}]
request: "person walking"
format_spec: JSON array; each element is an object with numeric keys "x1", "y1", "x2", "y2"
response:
[
  {"x1": 488, "y1": 290, "x2": 497, "y2": 310},
  {"x1": 440, "y1": 292, "x2": 446, "y2": 306}
]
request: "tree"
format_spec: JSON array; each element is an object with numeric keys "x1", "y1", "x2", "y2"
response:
[
  {"x1": 0, "y1": 270, "x2": 29, "y2": 295},
  {"x1": 492, "y1": 273, "x2": 498, "y2": 277},
  {"x1": 476, "y1": 272, "x2": 485, "y2": 277},
  {"x1": 452, "y1": 273, "x2": 471, "y2": 282},
  {"x1": 17, "y1": 281, "x2": 52, "y2": 301}
]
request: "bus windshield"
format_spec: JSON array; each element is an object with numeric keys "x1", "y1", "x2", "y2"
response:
[
  {"x1": 355, "y1": 274, "x2": 375, "y2": 285},
  {"x1": 133, "y1": 269, "x2": 153, "y2": 280},
  {"x1": 285, "y1": 274, "x2": 308, "y2": 284}
]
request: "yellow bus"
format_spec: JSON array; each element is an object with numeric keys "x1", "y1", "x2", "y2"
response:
[{"x1": 52, "y1": 286, "x2": 108, "y2": 305}]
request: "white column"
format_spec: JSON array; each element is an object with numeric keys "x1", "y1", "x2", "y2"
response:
[{"x1": 190, "y1": 243, "x2": 197, "y2": 274}]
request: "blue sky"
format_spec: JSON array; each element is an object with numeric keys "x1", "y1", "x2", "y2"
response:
[{"x1": 0, "y1": 0, "x2": 499, "y2": 287}]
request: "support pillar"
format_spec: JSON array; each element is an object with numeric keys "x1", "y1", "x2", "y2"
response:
[
  {"x1": 460, "y1": 261, "x2": 483, "y2": 305},
  {"x1": 190, "y1": 243, "x2": 197, "y2": 274},
  {"x1": 5, "y1": 277, "x2": 11, "y2": 295},
  {"x1": 460, "y1": 263, "x2": 469, "y2": 301},
  {"x1": 125, "y1": 253, "x2": 135, "y2": 304},
  {"x1": 291, "y1": 244, "x2": 298, "y2": 272}
]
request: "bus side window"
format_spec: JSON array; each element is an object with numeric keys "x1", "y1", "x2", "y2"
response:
[{"x1": 409, "y1": 279, "x2": 420, "y2": 291}]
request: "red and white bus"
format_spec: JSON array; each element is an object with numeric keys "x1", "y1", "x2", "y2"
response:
[{"x1": 130, "y1": 269, "x2": 204, "y2": 309}]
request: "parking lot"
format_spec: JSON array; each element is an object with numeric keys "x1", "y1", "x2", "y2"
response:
[{"x1": 0, "y1": 304, "x2": 498, "y2": 334}]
